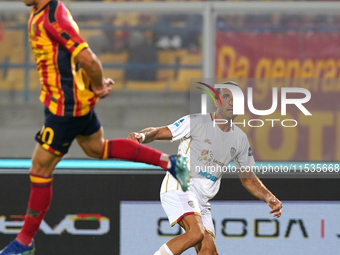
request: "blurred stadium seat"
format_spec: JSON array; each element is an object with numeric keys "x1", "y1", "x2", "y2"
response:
[
  {"x1": 126, "y1": 80, "x2": 167, "y2": 90},
  {"x1": 157, "y1": 49, "x2": 186, "y2": 82},
  {"x1": 170, "y1": 50, "x2": 201, "y2": 91},
  {"x1": 0, "y1": 29, "x2": 25, "y2": 91},
  {"x1": 99, "y1": 52, "x2": 128, "y2": 90}
]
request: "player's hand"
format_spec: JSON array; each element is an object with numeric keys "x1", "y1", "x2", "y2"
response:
[
  {"x1": 127, "y1": 132, "x2": 145, "y2": 143},
  {"x1": 268, "y1": 197, "x2": 282, "y2": 218},
  {"x1": 91, "y1": 77, "x2": 114, "y2": 98},
  {"x1": 103, "y1": 77, "x2": 114, "y2": 87}
]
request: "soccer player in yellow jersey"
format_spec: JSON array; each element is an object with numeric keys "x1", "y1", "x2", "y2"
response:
[{"x1": 0, "y1": 0, "x2": 189, "y2": 254}]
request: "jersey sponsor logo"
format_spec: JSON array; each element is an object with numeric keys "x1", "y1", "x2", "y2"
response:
[
  {"x1": 198, "y1": 170, "x2": 217, "y2": 182},
  {"x1": 174, "y1": 118, "x2": 185, "y2": 127},
  {"x1": 248, "y1": 147, "x2": 253, "y2": 156},
  {"x1": 230, "y1": 147, "x2": 236, "y2": 157}
]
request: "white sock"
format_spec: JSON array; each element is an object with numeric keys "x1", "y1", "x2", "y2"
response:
[
  {"x1": 154, "y1": 244, "x2": 174, "y2": 255},
  {"x1": 160, "y1": 154, "x2": 172, "y2": 169}
]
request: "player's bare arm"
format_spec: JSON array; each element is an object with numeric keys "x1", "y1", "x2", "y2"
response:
[
  {"x1": 76, "y1": 48, "x2": 113, "y2": 98},
  {"x1": 238, "y1": 170, "x2": 282, "y2": 218},
  {"x1": 128, "y1": 126, "x2": 172, "y2": 143}
]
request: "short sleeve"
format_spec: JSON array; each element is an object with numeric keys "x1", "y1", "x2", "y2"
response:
[
  {"x1": 234, "y1": 135, "x2": 256, "y2": 169},
  {"x1": 167, "y1": 115, "x2": 191, "y2": 142},
  {"x1": 44, "y1": 2, "x2": 88, "y2": 58}
]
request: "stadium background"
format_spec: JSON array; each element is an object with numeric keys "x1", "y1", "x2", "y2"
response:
[{"x1": 0, "y1": 1, "x2": 339, "y2": 254}]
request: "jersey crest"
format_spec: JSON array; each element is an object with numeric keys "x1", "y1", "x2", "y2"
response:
[{"x1": 230, "y1": 147, "x2": 236, "y2": 157}]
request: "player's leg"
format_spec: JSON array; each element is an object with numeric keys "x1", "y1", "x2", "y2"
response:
[
  {"x1": 75, "y1": 112, "x2": 189, "y2": 190},
  {"x1": 194, "y1": 208, "x2": 218, "y2": 255},
  {"x1": 155, "y1": 190, "x2": 204, "y2": 255},
  {"x1": 76, "y1": 127, "x2": 171, "y2": 169},
  {"x1": 172, "y1": 214, "x2": 205, "y2": 254},
  {"x1": 154, "y1": 215, "x2": 205, "y2": 255},
  {"x1": 1, "y1": 108, "x2": 79, "y2": 254},
  {"x1": 17, "y1": 144, "x2": 62, "y2": 244},
  {"x1": 194, "y1": 231, "x2": 218, "y2": 255},
  {"x1": 0, "y1": 144, "x2": 61, "y2": 255}
]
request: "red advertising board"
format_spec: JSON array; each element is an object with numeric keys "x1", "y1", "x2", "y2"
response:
[
  {"x1": 216, "y1": 31, "x2": 340, "y2": 79},
  {"x1": 216, "y1": 31, "x2": 340, "y2": 161}
]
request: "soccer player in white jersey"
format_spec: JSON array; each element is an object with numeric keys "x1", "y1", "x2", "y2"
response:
[{"x1": 128, "y1": 81, "x2": 282, "y2": 255}]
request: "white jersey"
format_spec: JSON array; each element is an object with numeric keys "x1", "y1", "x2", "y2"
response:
[{"x1": 161, "y1": 113, "x2": 255, "y2": 206}]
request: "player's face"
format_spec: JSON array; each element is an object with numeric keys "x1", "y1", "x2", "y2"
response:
[{"x1": 217, "y1": 88, "x2": 235, "y2": 119}]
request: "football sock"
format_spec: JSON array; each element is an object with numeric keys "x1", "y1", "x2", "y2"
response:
[
  {"x1": 154, "y1": 244, "x2": 174, "y2": 255},
  {"x1": 100, "y1": 139, "x2": 170, "y2": 170},
  {"x1": 16, "y1": 174, "x2": 53, "y2": 246}
]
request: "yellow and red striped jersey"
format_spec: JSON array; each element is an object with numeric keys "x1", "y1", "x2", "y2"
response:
[{"x1": 28, "y1": 0, "x2": 98, "y2": 117}]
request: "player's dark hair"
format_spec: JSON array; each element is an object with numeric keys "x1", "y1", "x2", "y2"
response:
[{"x1": 215, "y1": 81, "x2": 240, "y2": 99}]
